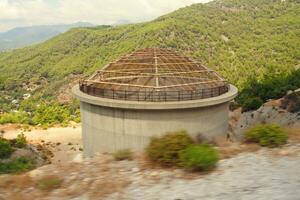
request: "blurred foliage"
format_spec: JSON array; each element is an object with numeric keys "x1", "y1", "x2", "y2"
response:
[
  {"x1": 15, "y1": 133, "x2": 27, "y2": 148},
  {"x1": 146, "y1": 131, "x2": 194, "y2": 166},
  {"x1": 245, "y1": 124, "x2": 288, "y2": 147},
  {"x1": 36, "y1": 176, "x2": 63, "y2": 191},
  {"x1": 0, "y1": 0, "x2": 299, "y2": 123},
  {"x1": 237, "y1": 69, "x2": 300, "y2": 111},
  {"x1": 179, "y1": 144, "x2": 219, "y2": 171},
  {"x1": 113, "y1": 149, "x2": 133, "y2": 161},
  {"x1": 0, "y1": 138, "x2": 14, "y2": 159},
  {"x1": 0, "y1": 156, "x2": 36, "y2": 174},
  {"x1": 0, "y1": 101, "x2": 80, "y2": 127}
]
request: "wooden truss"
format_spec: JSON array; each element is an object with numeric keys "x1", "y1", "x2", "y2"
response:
[{"x1": 80, "y1": 48, "x2": 229, "y2": 101}]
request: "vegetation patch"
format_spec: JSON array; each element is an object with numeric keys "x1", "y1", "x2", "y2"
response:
[
  {"x1": 0, "y1": 138, "x2": 14, "y2": 159},
  {"x1": 15, "y1": 133, "x2": 27, "y2": 148},
  {"x1": 0, "y1": 101, "x2": 80, "y2": 127},
  {"x1": 237, "y1": 70, "x2": 300, "y2": 112},
  {"x1": 245, "y1": 124, "x2": 288, "y2": 147},
  {"x1": 240, "y1": 97, "x2": 263, "y2": 112},
  {"x1": 36, "y1": 175, "x2": 63, "y2": 191},
  {"x1": 0, "y1": 156, "x2": 35, "y2": 174},
  {"x1": 179, "y1": 144, "x2": 219, "y2": 171},
  {"x1": 113, "y1": 149, "x2": 133, "y2": 161},
  {"x1": 0, "y1": 135, "x2": 47, "y2": 174},
  {"x1": 146, "y1": 131, "x2": 194, "y2": 166}
]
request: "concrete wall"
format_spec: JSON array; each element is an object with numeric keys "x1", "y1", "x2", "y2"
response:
[
  {"x1": 80, "y1": 101, "x2": 230, "y2": 156},
  {"x1": 73, "y1": 84, "x2": 238, "y2": 156}
]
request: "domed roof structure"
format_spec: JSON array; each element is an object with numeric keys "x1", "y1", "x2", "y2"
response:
[{"x1": 79, "y1": 48, "x2": 229, "y2": 102}]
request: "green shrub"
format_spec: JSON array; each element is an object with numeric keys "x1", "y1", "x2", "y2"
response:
[
  {"x1": 146, "y1": 131, "x2": 194, "y2": 166},
  {"x1": 241, "y1": 97, "x2": 263, "y2": 112},
  {"x1": 0, "y1": 138, "x2": 13, "y2": 159},
  {"x1": 179, "y1": 144, "x2": 219, "y2": 171},
  {"x1": 15, "y1": 133, "x2": 27, "y2": 148},
  {"x1": 0, "y1": 156, "x2": 35, "y2": 174},
  {"x1": 237, "y1": 70, "x2": 300, "y2": 111},
  {"x1": 32, "y1": 103, "x2": 72, "y2": 126},
  {"x1": 0, "y1": 111, "x2": 29, "y2": 125},
  {"x1": 245, "y1": 124, "x2": 288, "y2": 147},
  {"x1": 113, "y1": 149, "x2": 133, "y2": 161}
]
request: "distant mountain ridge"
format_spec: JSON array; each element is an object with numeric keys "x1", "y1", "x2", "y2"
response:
[{"x1": 0, "y1": 22, "x2": 94, "y2": 51}]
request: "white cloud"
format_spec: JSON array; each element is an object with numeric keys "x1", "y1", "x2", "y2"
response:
[{"x1": 0, "y1": 0, "x2": 211, "y2": 32}]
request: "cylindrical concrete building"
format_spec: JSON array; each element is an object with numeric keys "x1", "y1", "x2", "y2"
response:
[{"x1": 73, "y1": 48, "x2": 238, "y2": 156}]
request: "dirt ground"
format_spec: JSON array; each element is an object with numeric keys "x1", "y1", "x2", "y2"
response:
[
  {"x1": 0, "y1": 124, "x2": 82, "y2": 164},
  {"x1": 0, "y1": 123, "x2": 299, "y2": 200}
]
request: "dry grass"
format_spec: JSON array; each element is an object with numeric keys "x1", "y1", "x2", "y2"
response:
[
  {"x1": 113, "y1": 149, "x2": 133, "y2": 161},
  {"x1": 35, "y1": 175, "x2": 63, "y2": 191},
  {"x1": 88, "y1": 179, "x2": 130, "y2": 200},
  {"x1": 216, "y1": 140, "x2": 260, "y2": 160},
  {"x1": 0, "y1": 174, "x2": 34, "y2": 190},
  {"x1": 286, "y1": 125, "x2": 300, "y2": 143}
]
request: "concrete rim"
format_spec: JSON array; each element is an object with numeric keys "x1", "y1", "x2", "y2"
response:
[{"x1": 72, "y1": 84, "x2": 238, "y2": 110}]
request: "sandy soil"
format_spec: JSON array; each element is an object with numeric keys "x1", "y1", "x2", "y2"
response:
[{"x1": 1, "y1": 124, "x2": 82, "y2": 164}]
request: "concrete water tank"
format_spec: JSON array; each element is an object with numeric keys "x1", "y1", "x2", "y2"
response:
[{"x1": 72, "y1": 48, "x2": 238, "y2": 156}]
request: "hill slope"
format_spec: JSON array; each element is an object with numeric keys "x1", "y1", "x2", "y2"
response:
[
  {"x1": 0, "y1": 22, "x2": 94, "y2": 51},
  {"x1": 0, "y1": 0, "x2": 299, "y2": 125}
]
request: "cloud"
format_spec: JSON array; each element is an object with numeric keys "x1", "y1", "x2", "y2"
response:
[{"x1": 0, "y1": 0, "x2": 211, "y2": 32}]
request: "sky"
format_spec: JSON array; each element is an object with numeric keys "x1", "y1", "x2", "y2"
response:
[{"x1": 0, "y1": 0, "x2": 211, "y2": 32}]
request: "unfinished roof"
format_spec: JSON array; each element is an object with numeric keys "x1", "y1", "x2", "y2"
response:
[{"x1": 79, "y1": 48, "x2": 229, "y2": 102}]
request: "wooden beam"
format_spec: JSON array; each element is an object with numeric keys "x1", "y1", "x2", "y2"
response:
[
  {"x1": 98, "y1": 70, "x2": 213, "y2": 76},
  {"x1": 84, "y1": 80, "x2": 155, "y2": 88},
  {"x1": 109, "y1": 62, "x2": 202, "y2": 66},
  {"x1": 158, "y1": 80, "x2": 227, "y2": 89}
]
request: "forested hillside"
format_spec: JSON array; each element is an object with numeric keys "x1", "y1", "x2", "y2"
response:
[{"x1": 0, "y1": 0, "x2": 299, "y2": 126}]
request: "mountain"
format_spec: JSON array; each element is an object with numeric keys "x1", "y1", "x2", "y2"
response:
[
  {"x1": 0, "y1": 22, "x2": 94, "y2": 51},
  {"x1": 0, "y1": 0, "x2": 299, "y2": 125}
]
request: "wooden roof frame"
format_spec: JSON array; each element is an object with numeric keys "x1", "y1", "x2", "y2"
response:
[{"x1": 81, "y1": 48, "x2": 229, "y2": 101}]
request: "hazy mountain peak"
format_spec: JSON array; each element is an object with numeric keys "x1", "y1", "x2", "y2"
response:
[{"x1": 0, "y1": 22, "x2": 95, "y2": 51}]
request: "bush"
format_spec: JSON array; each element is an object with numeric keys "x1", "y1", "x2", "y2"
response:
[
  {"x1": 237, "y1": 70, "x2": 300, "y2": 112},
  {"x1": 0, "y1": 156, "x2": 35, "y2": 174},
  {"x1": 0, "y1": 138, "x2": 13, "y2": 159},
  {"x1": 15, "y1": 133, "x2": 27, "y2": 148},
  {"x1": 146, "y1": 131, "x2": 194, "y2": 166},
  {"x1": 241, "y1": 97, "x2": 263, "y2": 112},
  {"x1": 179, "y1": 144, "x2": 219, "y2": 171},
  {"x1": 0, "y1": 111, "x2": 29, "y2": 125},
  {"x1": 245, "y1": 124, "x2": 288, "y2": 147},
  {"x1": 113, "y1": 149, "x2": 133, "y2": 161}
]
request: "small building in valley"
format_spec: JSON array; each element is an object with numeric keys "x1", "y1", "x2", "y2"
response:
[{"x1": 72, "y1": 48, "x2": 238, "y2": 156}]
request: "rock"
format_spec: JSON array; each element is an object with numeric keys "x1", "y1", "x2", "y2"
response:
[{"x1": 10, "y1": 148, "x2": 33, "y2": 160}]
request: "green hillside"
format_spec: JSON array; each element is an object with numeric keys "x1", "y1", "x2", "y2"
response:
[{"x1": 0, "y1": 0, "x2": 299, "y2": 126}]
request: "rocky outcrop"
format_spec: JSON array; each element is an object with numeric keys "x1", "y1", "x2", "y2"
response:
[{"x1": 230, "y1": 92, "x2": 300, "y2": 140}]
